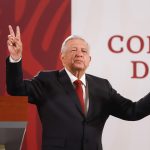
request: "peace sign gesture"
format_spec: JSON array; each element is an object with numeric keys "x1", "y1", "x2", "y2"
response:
[{"x1": 7, "y1": 25, "x2": 23, "y2": 61}]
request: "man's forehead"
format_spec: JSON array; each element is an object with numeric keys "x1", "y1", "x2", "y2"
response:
[{"x1": 66, "y1": 39, "x2": 88, "y2": 47}]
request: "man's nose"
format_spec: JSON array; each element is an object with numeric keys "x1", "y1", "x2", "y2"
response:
[{"x1": 76, "y1": 50, "x2": 83, "y2": 56}]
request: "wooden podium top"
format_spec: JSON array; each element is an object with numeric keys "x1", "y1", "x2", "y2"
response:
[{"x1": 0, "y1": 96, "x2": 28, "y2": 121}]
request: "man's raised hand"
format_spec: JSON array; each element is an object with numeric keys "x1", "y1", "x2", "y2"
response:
[{"x1": 7, "y1": 25, "x2": 22, "y2": 61}]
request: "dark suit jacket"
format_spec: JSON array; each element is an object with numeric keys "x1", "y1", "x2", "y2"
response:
[{"x1": 6, "y1": 58, "x2": 150, "y2": 150}]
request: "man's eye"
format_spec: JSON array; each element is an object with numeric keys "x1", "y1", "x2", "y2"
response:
[
  {"x1": 82, "y1": 50, "x2": 87, "y2": 53},
  {"x1": 71, "y1": 49, "x2": 77, "y2": 51}
]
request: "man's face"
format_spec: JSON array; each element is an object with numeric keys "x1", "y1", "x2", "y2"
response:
[{"x1": 61, "y1": 39, "x2": 91, "y2": 72}]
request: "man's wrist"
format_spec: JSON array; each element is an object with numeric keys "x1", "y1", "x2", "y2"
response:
[{"x1": 9, "y1": 56, "x2": 22, "y2": 63}]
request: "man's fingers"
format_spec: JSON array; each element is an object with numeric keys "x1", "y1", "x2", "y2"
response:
[
  {"x1": 8, "y1": 25, "x2": 15, "y2": 37},
  {"x1": 8, "y1": 35, "x2": 17, "y2": 46},
  {"x1": 8, "y1": 35, "x2": 14, "y2": 42},
  {"x1": 8, "y1": 25, "x2": 22, "y2": 54},
  {"x1": 7, "y1": 40, "x2": 13, "y2": 46},
  {"x1": 16, "y1": 26, "x2": 21, "y2": 39},
  {"x1": 8, "y1": 25, "x2": 21, "y2": 40}
]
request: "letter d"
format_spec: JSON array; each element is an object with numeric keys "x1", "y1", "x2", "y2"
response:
[{"x1": 131, "y1": 61, "x2": 149, "y2": 79}]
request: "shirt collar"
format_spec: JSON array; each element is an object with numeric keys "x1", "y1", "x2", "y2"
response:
[{"x1": 65, "y1": 68, "x2": 86, "y2": 86}]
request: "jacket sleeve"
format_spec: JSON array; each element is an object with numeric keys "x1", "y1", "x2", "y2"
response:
[
  {"x1": 107, "y1": 80, "x2": 150, "y2": 121},
  {"x1": 6, "y1": 57, "x2": 43, "y2": 104}
]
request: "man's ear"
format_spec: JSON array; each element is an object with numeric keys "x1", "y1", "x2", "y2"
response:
[
  {"x1": 60, "y1": 53, "x2": 63, "y2": 61},
  {"x1": 89, "y1": 56, "x2": 91, "y2": 62}
]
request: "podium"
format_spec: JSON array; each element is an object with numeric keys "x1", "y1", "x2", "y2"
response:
[{"x1": 0, "y1": 96, "x2": 28, "y2": 150}]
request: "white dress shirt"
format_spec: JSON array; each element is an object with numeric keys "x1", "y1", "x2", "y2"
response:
[{"x1": 9, "y1": 56, "x2": 21, "y2": 63}]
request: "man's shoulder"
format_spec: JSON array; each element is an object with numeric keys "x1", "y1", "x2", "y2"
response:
[
  {"x1": 86, "y1": 74, "x2": 111, "y2": 89},
  {"x1": 34, "y1": 70, "x2": 59, "y2": 79},
  {"x1": 86, "y1": 73, "x2": 107, "y2": 82}
]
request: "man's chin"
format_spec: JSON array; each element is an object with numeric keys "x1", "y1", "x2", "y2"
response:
[{"x1": 73, "y1": 65, "x2": 85, "y2": 71}]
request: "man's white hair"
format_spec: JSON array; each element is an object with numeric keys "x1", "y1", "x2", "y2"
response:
[{"x1": 61, "y1": 35, "x2": 90, "y2": 53}]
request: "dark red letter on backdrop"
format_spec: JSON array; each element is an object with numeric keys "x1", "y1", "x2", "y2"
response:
[
  {"x1": 108, "y1": 35, "x2": 124, "y2": 53},
  {"x1": 131, "y1": 61, "x2": 149, "y2": 79}
]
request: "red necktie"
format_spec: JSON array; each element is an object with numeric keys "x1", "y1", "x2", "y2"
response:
[{"x1": 74, "y1": 80, "x2": 85, "y2": 113}]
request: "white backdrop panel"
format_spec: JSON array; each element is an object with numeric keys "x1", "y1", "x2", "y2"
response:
[{"x1": 72, "y1": 0, "x2": 150, "y2": 150}]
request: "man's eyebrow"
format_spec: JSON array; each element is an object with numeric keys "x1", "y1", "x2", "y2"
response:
[{"x1": 70, "y1": 46, "x2": 77, "y2": 49}]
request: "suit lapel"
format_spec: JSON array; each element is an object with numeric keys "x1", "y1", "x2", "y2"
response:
[
  {"x1": 58, "y1": 69, "x2": 84, "y2": 117},
  {"x1": 86, "y1": 75, "x2": 97, "y2": 120}
]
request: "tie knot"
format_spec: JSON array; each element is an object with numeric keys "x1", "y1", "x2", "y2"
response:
[{"x1": 74, "y1": 80, "x2": 82, "y2": 86}]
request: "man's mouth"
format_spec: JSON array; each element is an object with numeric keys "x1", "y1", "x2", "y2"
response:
[{"x1": 74, "y1": 60, "x2": 83, "y2": 62}]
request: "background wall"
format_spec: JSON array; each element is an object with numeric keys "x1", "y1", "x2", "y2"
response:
[
  {"x1": 0, "y1": 0, "x2": 70, "y2": 149},
  {"x1": 72, "y1": 0, "x2": 150, "y2": 150}
]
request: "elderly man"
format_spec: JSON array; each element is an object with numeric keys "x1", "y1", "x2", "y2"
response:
[{"x1": 6, "y1": 25, "x2": 150, "y2": 150}]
